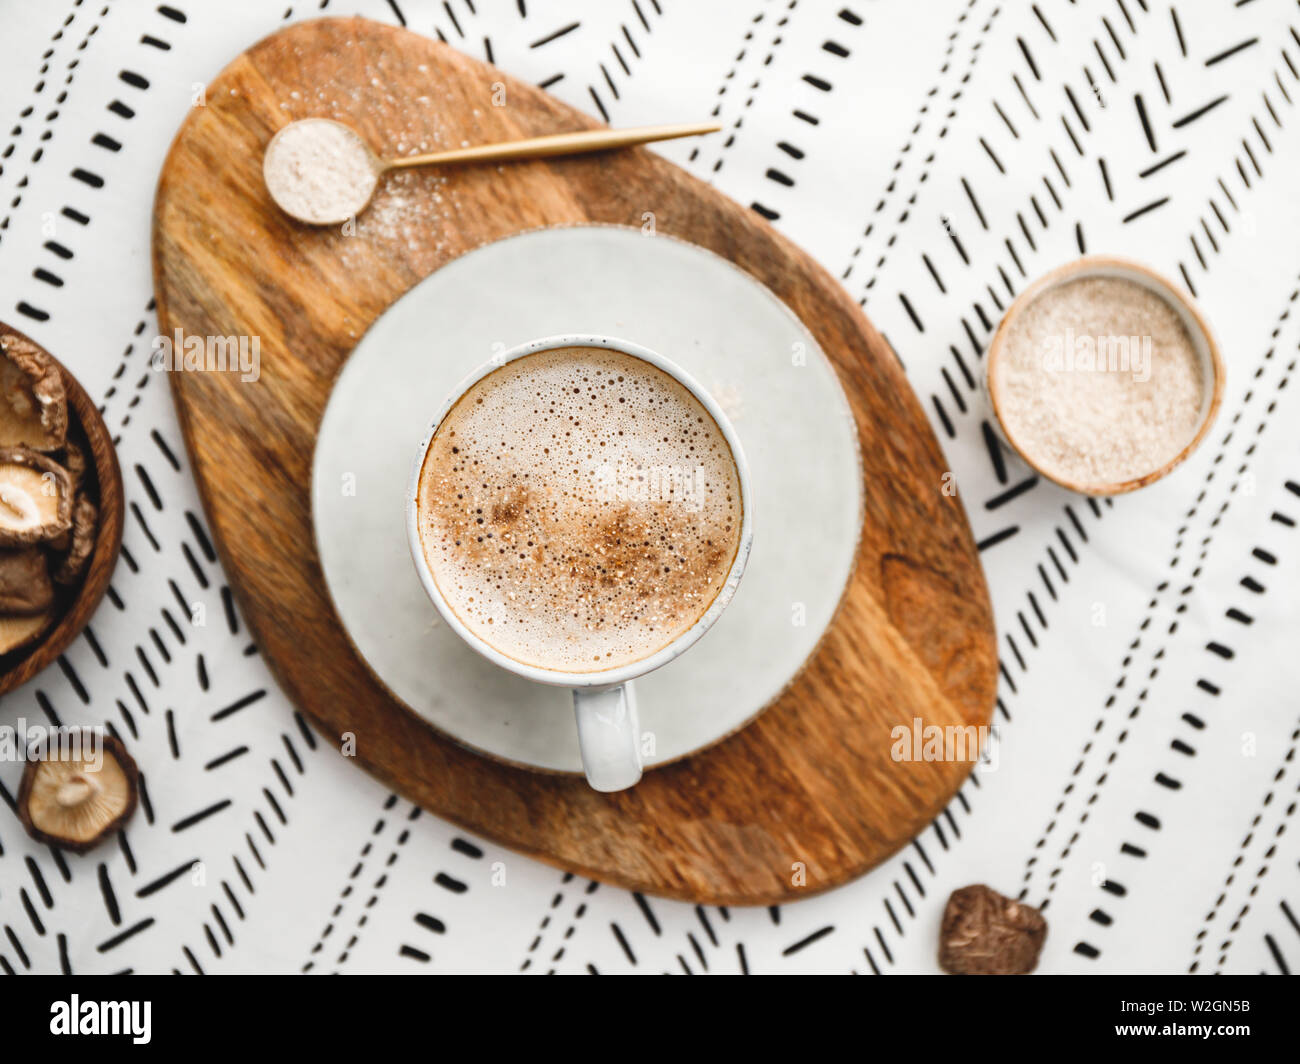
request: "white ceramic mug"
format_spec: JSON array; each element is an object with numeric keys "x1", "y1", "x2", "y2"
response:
[{"x1": 405, "y1": 334, "x2": 754, "y2": 792}]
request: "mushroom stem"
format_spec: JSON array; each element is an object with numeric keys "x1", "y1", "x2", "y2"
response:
[
  {"x1": 56, "y1": 774, "x2": 98, "y2": 808},
  {"x1": 0, "y1": 484, "x2": 35, "y2": 521}
]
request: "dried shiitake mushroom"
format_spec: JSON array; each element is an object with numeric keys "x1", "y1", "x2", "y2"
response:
[
  {"x1": 0, "y1": 329, "x2": 67, "y2": 451},
  {"x1": 939, "y1": 884, "x2": 1047, "y2": 975},
  {"x1": 0, "y1": 445, "x2": 72, "y2": 546},
  {"x1": 52, "y1": 496, "x2": 97, "y2": 586},
  {"x1": 61, "y1": 437, "x2": 87, "y2": 491},
  {"x1": 0, "y1": 547, "x2": 54, "y2": 613},
  {"x1": 18, "y1": 732, "x2": 138, "y2": 852},
  {"x1": 0, "y1": 608, "x2": 54, "y2": 655}
]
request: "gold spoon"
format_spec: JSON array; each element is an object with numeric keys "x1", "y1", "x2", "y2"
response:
[{"x1": 264, "y1": 117, "x2": 721, "y2": 226}]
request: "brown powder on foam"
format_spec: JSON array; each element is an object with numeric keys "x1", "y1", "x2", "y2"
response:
[
  {"x1": 995, "y1": 276, "x2": 1206, "y2": 487},
  {"x1": 416, "y1": 348, "x2": 742, "y2": 673}
]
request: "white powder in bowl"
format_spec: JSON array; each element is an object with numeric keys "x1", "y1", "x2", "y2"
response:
[
  {"x1": 994, "y1": 275, "x2": 1207, "y2": 488},
  {"x1": 263, "y1": 118, "x2": 379, "y2": 224}
]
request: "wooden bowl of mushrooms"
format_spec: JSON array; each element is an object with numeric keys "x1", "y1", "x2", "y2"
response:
[{"x1": 0, "y1": 322, "x2": 123, "y2": 694}]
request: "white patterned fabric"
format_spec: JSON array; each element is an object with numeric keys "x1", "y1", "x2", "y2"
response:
[{"x1": 1, "y1": 0, "x2": 1298, "y2": 975}]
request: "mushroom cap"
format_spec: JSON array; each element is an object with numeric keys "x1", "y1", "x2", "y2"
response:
[
  {"x1": 0, "y1": 445, "x2": 72, "y2": 546},
  {"x1": 52, "y1": 495, "x2": 97, "y2": 586},
  {"x1": 0, "y1": 329, "x2": 67, "y2": 452},
  {"x1": 61, "y1": 437, "x2": 87, "y2": 491},
  {"x1": 18, "y1": 732, "x2": 139, "y2": 852},
  {"x1": 0, "y1": 608, "x2": 53, "y2": 655},
  {"x1": 938, "y1": 883, "x2": 1047, "y2": 975},
  {"x1": 0, "y1": 547, "x2": 55, "y2": 614}
]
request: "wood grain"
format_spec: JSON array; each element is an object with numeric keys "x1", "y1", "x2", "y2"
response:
[
  {"x1": 152, "y1": 17, "x2": 997, "y2": 905},
  {"x1": 0, "y1": 323, "x2": 124, "y2": 696}
]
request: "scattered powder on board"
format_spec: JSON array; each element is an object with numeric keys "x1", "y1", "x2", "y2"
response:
[
  {"x1": 263, "y1": 118, "x2": 377, "y2": 223},
  {"x1": 995, "y1": 276, "x2": 1206, "y2": 487}
]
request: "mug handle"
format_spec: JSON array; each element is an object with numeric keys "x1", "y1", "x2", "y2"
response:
[{"x1": 573, "y1": 683, "x2": 643, "y2": 792}]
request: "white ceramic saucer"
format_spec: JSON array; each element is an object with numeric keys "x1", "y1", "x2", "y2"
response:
[{"x1": 312, "y1": 225, "x2": 861, "y2": 773}]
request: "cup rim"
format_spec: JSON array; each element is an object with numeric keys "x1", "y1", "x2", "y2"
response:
[
  {"x1": 405, "y1": 333, "x2": 754, "y2": 689},
  {"x1": 985, "y1": 254, "x2": 1226, "y2": 496}
]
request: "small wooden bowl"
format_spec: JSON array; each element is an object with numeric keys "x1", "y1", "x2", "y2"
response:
[
  {"x1": 0, "y1": 324, "x2": 124, "y2": 695},
  {"x1": 985, "y1": 255, "x2": 1225, "y2": 495}
]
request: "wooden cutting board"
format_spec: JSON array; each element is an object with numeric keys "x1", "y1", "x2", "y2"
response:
[{"x1": 152, "y1": 16, "x2": 997, "y2": 905}]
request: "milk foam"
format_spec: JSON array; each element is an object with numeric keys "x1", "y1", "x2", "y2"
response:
[{"x1": 417, "y1": 347, "x2": 742, "y2": 673}]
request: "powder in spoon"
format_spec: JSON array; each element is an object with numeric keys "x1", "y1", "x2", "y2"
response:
[
  {"x1": 263, "y1": 118, "x2": 378, "y2": 224},
  {"x1": 994, "y1": 276, "x2": 1206, "y2": 487}
]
